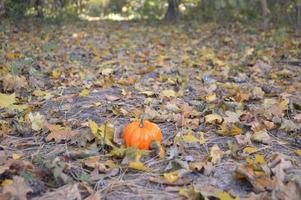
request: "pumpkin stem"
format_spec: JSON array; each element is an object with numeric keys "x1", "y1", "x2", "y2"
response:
[{"x1": 139, "y1": 116, "x2": 144, "y2": 128}]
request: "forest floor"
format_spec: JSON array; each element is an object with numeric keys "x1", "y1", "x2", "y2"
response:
[{"x1": 0, "y1": 20, "x2": 301, "y2": 200}]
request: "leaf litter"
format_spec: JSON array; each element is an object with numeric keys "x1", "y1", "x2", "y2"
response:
[{"x1": 0, "y1": 21, "x2": 301, "y2": 199}]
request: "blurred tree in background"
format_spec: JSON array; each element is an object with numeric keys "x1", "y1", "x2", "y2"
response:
[{"x1": 0, "y1": 0, "x2": 300, "y2": 28}]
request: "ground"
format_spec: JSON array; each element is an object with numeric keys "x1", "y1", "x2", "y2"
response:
[{"x1": 0, "y1": 21, "x2": 301, "y2": 200}]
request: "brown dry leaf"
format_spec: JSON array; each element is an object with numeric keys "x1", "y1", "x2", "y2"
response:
[
  {"x1": 117, "y1": 76, "x2": 137, "y2": 85},
  {"x1": 268, "y1": 153, "x2": 293, "y2": 183},
  {"x1": 224, "y1": 111, "x2": 240, "y2": 123},
  {"x1": 84, "y1": 192, "x2": 101, "y2": 200},
  {"x1": 294, "y1": 114, "x2": 301, "y2": 122},
  {"x1": 46, "y1": 124, "x2": 79, "y2": 142},
  {"x1": 2, "y1": 176, "x2": 32, "y2": 200},
  {"x1": 32, "y1": 183, "x2": 81, "y2": 200},
  {"x1": 235, "y1": 132, "x2": 252, "y2": 146},
  {"x1": 205, "y1": 113, "x2": 223, "y2": 124},
  {"x1": 82, "y1": 156, "x2": 107, "y2": 173},
  {"x1": 235, "y1": 88, "x2": 251, "y2": 103},
  {"x1": 252, "y1": 86, "x2": 265, "y2": 99},
  {"x1": 189, "y1": 161, "x2": 214, "y2": 175},
  {"x1": 235, "y1": 164, "x2": 277, "y2": 193},
  {"x1": 251, "y1": 130, "x2": 271, "y2": 144},
  {"x1": 104, "y1": 94, "x2": 120, "y2": 101},
  {"x1": 149, "y1": 176, "x2": 192, "y2": 186},
  {"x1": 3, "y1": 74, "x2": 28, "y2": 92},
  {"x1": 273, "y1": 180, "x2": 301, "y2": 200},
  {"x1": 210, "y1": 144, "x2": 224, "y2": 164}
]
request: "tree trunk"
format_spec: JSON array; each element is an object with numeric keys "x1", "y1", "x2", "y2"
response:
[
  {"x1": 34, "y1": 0, "x2": 44, "y2": 17},
  {"x1": 164, "y1": 0, "x2": 180, "y2": 22},
  {"x1": 260, "y1": 0, "x2": 269, "y2": 29},
  {"x1": 297, "y1": 1, "x2": 301, "y2": 29}
]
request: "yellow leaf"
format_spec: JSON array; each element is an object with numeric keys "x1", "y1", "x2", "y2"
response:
[
  {"x1": 88, "y1": 120, "x2": 98, "y2": 138},
  {"x1": 182, "y1": 134, "x2": 200, "y2": 143},
  {"x1": 255, "y1": 154, "x2": 266, "y2": 164},
  {"x1": 205, "y1": 93, "x2": 217, "y2": 102},
  {"x1": 108, "y1": 147, "x2": 126, "y2": 158},
  {"x1": 1, "y1": 179, "x2": 13, "y2": 186},
  {"x1": 245, "y1": 47, "x2": 254, "y2": 56},
  {"x1": 215, "y1": 191, "x2": 240, "y2": 200},
  {"x1": 32, "y1": 90, "x2": 52, "y2": 99},
  {"x1": 198, "y1": 131, "x2": 207, "y2": 144},
  {"x1": 98, "y1": 123, "x2": 115, "y2": 147},
  {"x1": 243, "y1": 147, "x2": 257, "y2": 154},
  {"x1": 294, "y1": 149, "x2": 301, "y2": 156},
  {"x1": 210, "y1": 144, "x2": 223, "y2": 164},
  {"x1": 0, "y1": 93, "x2": 16, "y2": 108},
  {"x1": 218, "y1": 123, "x2": 242, "y2": 136},
  {"x1": 140, "y1": 90, "x2": 155, "y2": 97},
  {"x1": 179, "y1": 188, "x2": 200, "y2": 199},
  {"x1": 79, "y1": 88, "x2": 90, "y2": 97},
  {"x1": 162, "y1": 89, "x2": 176, "y2": 98},
  {"x1": 163, "y1": 172, "x2": 179, "y2": 183},
  {"x1": 52, "y1": 68, "x2": 61, "y2": 79},
  {"x1": 205, "y1": 114, "x2": 223, "y2": 124},
  {"x1": 12, "y1": 153, "x2": 21, "y2": 160},
  {"x1": 128, "y1": 161, "x2": 150, "y2": 172},
  {"x1": 279, "y1": 99, "x2": 289, "y2": 111}
]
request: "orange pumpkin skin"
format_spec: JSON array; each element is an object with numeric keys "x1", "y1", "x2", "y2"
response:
[{"x1": 123, "y1": 120, "x2": 162, "y2": 150}]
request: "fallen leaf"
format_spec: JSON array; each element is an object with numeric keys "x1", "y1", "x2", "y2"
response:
[
  {"x1": 52, "y1": 68, "x2": 61, "y2": 79},
  {"x1": 189, "y1": 161, "x2": 213, "y2": 175},
  {"x1": 0, "y1": 93, "x2": 16, "y2": 108},
  {"x1": 268, "y1": 153, "x2": 292, "y2": 183},
  {"x1": 2, "y1": 176, "x2": 32, "y2": 200},
  {"x1": 3, "y1": 74, "x2": 28, "y2": 91},
  {"x1": 162, "y1": 89, "x2": 177, "y2": 98},
  {"x1": 235, "y1": 132, "x2": 252, "y2": 146},
  {"x1": 218, "y1": 123, "x2": 242, "y2": 136},
  {"x1": 28, "y1": 112, "x2": 45, "y2": 131},
  {"x1": 205, "y1": 113, "x2": 223, "y2": 124},
  {"x1": 128, "y1": 161, "x2": 150, "y2": 172},
  {"x1": 12, "y1": 153, "x2": 21, "y2": 160},
  {"x1": 101, "y1": 68, "x2": 114, "y2": 75},
  {"x1": 235, "y1": 164, "x2": 277, "y2": 192},
  {"x1": 150, "y1": 140, "x2": 165, "y2": 159},
  {"x1": 46, "y1": 124, "x2": 78, "y2": 142},
  {"x1": 182, "y1": 134, "x2": 200, "y2": 143},
  {"x1": 251, "y1": 130, "x2": 271, "y2": 144},
  {"x1": 215, "y1": 191, "x2": 239, "y2": 200},
  {"x1": 88, "y1": 120, "x2": 98, "y2": 138},
  {"x1": 79, "y1": 88, "x2": 90, "y2": 97},
  {"x1": 243, "y1": 146, "x2": 257, "y2": 154},
  {"x1": 163, "y1": 171, "x2": 179, "y2": 183},
  {"x1": 104, "y1": 94, "x2": 120, "y2": 101},
  {"x1": 252, "y1": 87, "x2": 265, "y2": 99},
  {"x1": 32, "y1": 183, "x2": 80, "y2": 200},
  {"x1": 210, "y1": 144, "x2": 223, "y2": 164},
  {"x1": 294, "y1": 149, "x2": 301, "y2": 156},
  {"x1": 254, "y1": 154, "x2": 266, "y2": 164},
  {"x1": 84, "y1": 192, "x2": 101, "y2": 200},
  {"x1": 224, "y1": 111, "x2": 240, "y2": 123}
]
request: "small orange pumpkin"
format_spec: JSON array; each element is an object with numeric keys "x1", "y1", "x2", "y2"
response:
[{"x1": 123, "y1": 119, "x2": 162, "y2": 150}]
